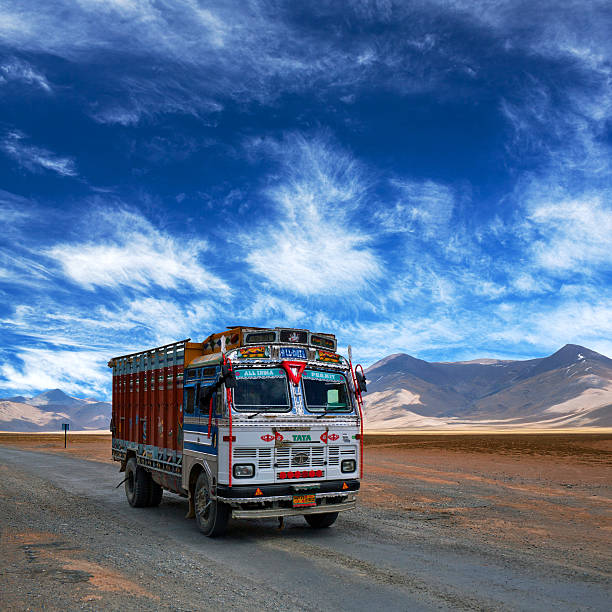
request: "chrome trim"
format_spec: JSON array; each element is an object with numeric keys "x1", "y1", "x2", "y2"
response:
[
  {"x1": 216, "y1": 491, "x2": 356, "y2": 505},
  {"x1": 231, "y1": 500, "x2": 356, "y2": 519}
]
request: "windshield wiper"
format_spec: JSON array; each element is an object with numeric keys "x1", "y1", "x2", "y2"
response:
[
  {"x1": 316, "y1": 408, "x2": 337, "y2": 419},
  {"x1": 316, "y1": 405, "x2": 348, "y2": 419},
  {"x1": 247, "y1": 410, "x2": 267, "y2": 419}
]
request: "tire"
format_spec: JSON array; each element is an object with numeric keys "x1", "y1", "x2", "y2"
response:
[
  {"x1": 149, "y1": 480, "x2": 163, "y2": 507},
  {"x1": 194, "y1": 471, "x2": 229, "y2": 537},
  {"x1": 304, "y1": 512, "x2": 339, "y2": 529},
  {"x1": 125, "y1": 457, "x2": 151, "y2": 508}
]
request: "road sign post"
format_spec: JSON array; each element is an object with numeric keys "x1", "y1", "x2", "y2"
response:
[{"x1": 62, "y1": 423, "x2": 69, "y2": 448}]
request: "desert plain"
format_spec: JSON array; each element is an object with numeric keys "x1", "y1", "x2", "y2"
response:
[{"x1": 1, "y1": 431, "x2": 610, "y2": 610}]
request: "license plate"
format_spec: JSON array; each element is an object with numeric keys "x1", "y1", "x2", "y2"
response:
[
  {"x1": 293, "y1": 494, "x2": 316, "y2": 508},
  {"x1": 280, "y1": 347, "x2": 307, "y2": 360}
]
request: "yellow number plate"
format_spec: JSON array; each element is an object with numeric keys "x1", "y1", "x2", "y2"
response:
[{"x1": 293, "y1": 494, "x2": 316, "y2": 508}]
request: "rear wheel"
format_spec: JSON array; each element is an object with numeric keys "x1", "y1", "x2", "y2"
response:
[
  {"x1": 149, "y1": 480, "x2": 163, "y2": 507},
  {"x1": 124, "y1": 458, "x2": 151, "y2": 508},
  {"x1": 304, "y1": 512, "x2": 339, "y2": 528},
  {"x1": 194, "y1": 471, "x2": 229, "y2": 537}
]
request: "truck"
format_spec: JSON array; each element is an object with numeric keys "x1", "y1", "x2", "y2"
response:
[{"x1": 108, "y1": 326, "x2": 367, "y2": 536}]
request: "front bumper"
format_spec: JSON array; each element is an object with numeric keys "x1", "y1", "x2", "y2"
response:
[
  {"x1": 216, "y1": 478, "x2": 359, "y2": 499},
  {"x1": 215, "y1": 479, "x2": 360, "y2": 518},
  {"x1": 231, "y1": 499, "x2": 356, "y2": 519}
]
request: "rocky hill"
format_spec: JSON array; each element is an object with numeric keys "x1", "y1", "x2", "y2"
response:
[
  {"x1": 364, "y1": 344, "x2": 612, "y2": 429},
  {"x1": 0, "y1": 389, "x2": 111, "y2": 432}
]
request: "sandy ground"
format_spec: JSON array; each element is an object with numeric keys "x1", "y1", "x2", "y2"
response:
[
  {"x1": 362, "y1": 434, "x2": 612, "y2": 570},
  {"x1": 1, "y1": 431, "x2": 610, "y2": 565},
  {"x1": 0, "y1": 433, "x2": 113, "y2": 463},
  {"x1": 1, "y1": 432, "x2": 610, "y2": 610}
]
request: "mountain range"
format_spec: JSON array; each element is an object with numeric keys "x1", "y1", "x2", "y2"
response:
[
  {"x1": 2, "y1": 344, "x2": 611, "y2": 432},
  {"x1": 363, "y1": 344, "x2": 612, "y2": 429},
  {"x1": 0, "y1": 389, "x2": 111, "y2": 432}
]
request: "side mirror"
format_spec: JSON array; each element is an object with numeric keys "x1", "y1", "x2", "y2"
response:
[
  {"x1": 355, "y1": 370, "x2": 367, "y2": 393},
  {"x1": 222, "y1": 364, "x2": 237, "y2": 389}
]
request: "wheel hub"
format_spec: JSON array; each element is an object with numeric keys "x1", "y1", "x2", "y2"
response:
[{"x1": 196, "y1": 485, "x2": 211, "y2": 520}]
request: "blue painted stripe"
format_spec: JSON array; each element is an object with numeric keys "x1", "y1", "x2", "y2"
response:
[
  {"x1": 183, "y1": 423, "x2": 217, "y2": 433},
  {"x1": 184, "y1": 441, "x2": 218, "y2": 455}
]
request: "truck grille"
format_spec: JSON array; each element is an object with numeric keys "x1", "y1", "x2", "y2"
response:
[
  {"x1": 233, "y1": 447, "x2": 272, "y2": 470},
  {"x1": 275, "y1": 446, "x2": 326, "y2": 468},
  {"x1": 327, "y1": 445, "x2": 356, "y2": 466},
  {"x1": 233, "y1": 445, "x2": 356, "y2": 470}
]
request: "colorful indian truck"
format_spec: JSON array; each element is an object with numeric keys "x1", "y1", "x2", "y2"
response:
[{"x1": 108, "y1": 327, "x2": 367, "y2": 536}]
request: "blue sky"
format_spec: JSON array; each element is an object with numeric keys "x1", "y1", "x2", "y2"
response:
[{"x1": 1, "y1": 1, "x2": 611, "y2": 399}]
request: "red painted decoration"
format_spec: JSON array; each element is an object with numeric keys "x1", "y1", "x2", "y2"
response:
[
  {"x1": 261, "y1": 434, "x2": 275, "y2": 442},
  {"x1": 274, "y1": 431, "x2": 284, "y2": 442},
  {"x1": 328, "y1": 433, "x2": 339, "y2": 441},
  {"x1": 320, "y1": 432, "x2": 328, "y2": 443},
  {"x1": 281, "y1": 361, "x2": 306, "y2": 385}
]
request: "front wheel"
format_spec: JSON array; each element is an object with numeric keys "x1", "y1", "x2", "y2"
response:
[
  {"x1": 194, "y1": 472, "x2": 229, "y2": 537},
  {"x1": 304, "y1": 512, "x2": 339, "y2": 528}
]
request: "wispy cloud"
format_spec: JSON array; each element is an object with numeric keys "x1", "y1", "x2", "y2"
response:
[
  {"x1": 2, "y1": 131, "x2": 77, "y2": 176},
  {"x1": 241, "y1": 132, "x2": 382, "y2": 295},
  {"x1": 3, "y1": 295, "x2": 215, "y2": 350},
  {"x1": 0, "y1": 0, "x2": 492, "y2": 119},
  {"x1": 527, "y1": 195, "x2": 612, "y2": 275},
  {"x1": 376, "y1": 179, "x2": 455, "y2": 238},
  {"x1": 45, "y1": 205, "x2": 230, "y2": 294},
  {"x1": 0, "y1": 347, "x2": 109, "y2": 396},
  {"x1": 0, "y1": 57, "x2": 51, "y2": 91},
  {"x1": 0, "y1": 189, "x2": 34, "y2": 226},
  {"x1": 493, "y1": 297, "x2": 612, "y2": 360}
]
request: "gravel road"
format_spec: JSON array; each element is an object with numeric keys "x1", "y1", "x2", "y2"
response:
[{"x1": 1, "y1": 446, "x2": 609, "y2": 611}]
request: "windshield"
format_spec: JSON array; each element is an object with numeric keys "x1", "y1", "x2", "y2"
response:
[
  {"x1": 232, "y1": 368, "x2": 291, "y2": 413},
  {"x1": 302, "y1": 370, "x2": 351, "y2": 413}
]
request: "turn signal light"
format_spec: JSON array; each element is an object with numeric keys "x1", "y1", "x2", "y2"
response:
[{"x1": 222, "y1": 435, "x2": 236, "y2": 442}]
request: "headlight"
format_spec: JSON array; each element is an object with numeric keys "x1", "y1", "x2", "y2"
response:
[
  {"x1": 341, "y1": 459, "x2": 356, "y2": 473},
  {"x1": 233, "y1": 463, "x2": 255, "y2": 478}
]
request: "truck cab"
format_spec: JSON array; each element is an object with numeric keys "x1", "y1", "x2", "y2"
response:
[{"x1": 182, "y1": 328, "x2": 365, "y2": 536}]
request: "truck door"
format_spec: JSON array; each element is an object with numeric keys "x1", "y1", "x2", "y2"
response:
[{"x1": 194, "y1": 382, "x2": 218, "y2": 454}]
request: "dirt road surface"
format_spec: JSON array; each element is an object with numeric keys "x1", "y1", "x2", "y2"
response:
[{"x1": 1, "y1": 435, "x2": 610, "y2": 611}]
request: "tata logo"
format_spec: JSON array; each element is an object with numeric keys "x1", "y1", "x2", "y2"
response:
[
  {"x1": 260, "y1": 434, "x2": 275, "y2": 442},
  {"x1": 328, "y1": 433, "x2": 339, "y2": 441},
  {"x1": 292, "y1": 434, "x2": 311, "y2": 442},
  {"x1": 293, "y1": 452, "x2": 309, "y2": 466}
]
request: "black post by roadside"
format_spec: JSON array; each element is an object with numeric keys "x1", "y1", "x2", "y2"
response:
[{"x1": 62, "y1": 423, "x2": 69, "y2": 448}]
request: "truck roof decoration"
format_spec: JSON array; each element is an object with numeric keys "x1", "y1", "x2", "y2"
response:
[
  {"x1": 107, "y1": 328, "x2": 338, "y2": 371},
  {"x1": 199, "y1": 327, "x2": 336, "y2": 356}
]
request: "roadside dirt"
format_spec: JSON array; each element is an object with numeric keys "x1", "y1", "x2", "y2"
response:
[
  {"x1": 1, "y1": 433, "x2": 610, "y2": 610},
  {"x1": 2, "y1": 431, "x2": 610, "y2": 573},
  {"x1": 0, "y1": 433, "x2": 113, "y2": 464},
  {"x1": 361, "y1": 434, "x2": 612, "y2": 574}
]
